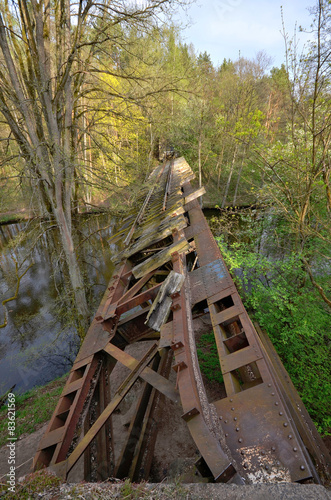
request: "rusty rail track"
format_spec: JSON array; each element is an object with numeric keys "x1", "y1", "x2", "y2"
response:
[{"x1": 33, "y1": 157, "x2": 331, "y2": 485}]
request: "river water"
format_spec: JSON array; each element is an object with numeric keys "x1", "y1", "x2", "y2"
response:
[{"x1": 0, "y1": 214, "x2": 117, "y2": 395}]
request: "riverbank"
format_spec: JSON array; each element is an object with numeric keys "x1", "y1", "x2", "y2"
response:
[
  {"x1": 0, "y1": 207, "x2": 111, "y2": 226},
  {"x1": 0, "y1": 210, "x2": 32, "y2": 225},
  {"x1": 0, "y1": 374, "x2": 67, "y2": 448}
]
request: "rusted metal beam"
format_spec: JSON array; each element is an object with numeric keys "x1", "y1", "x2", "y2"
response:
[
  {"x1": 117, "y1": 308, "x2": 156, "y2": 344},
  {"x1": 255, "y1": 323, "x2": 331, "y2": 483},
  {"x1": 117, "y1": 305, "x2": 151, "y2": 326},
  {"x1": 34, "y1": 157, "x2": 329, "y2": 486},
  {"x1": 103, "y1": 342, "x2": 179, "y2": 403},
  {"x1": 84, "y1": 363, "x2": 112, "y2": 481},
  {"x1": 100, "y1": 283, "x2": 162, "y2": 323},
  {"x1": 56, "y1": 343, "x2": 160, "y2": 478},
  {"x1": 114, "y1": 353, "x2": 165, "y2": 479},
  {"x1": 182, "y1": 181, "x2": 315, "y2": 483},
  {"x1": 116, "y1": 283, "x2": 161, "y2": 317},
  {"x1": 96, "y1": 260, "x2": 132, "y2": 324},
  {"x1": 130, "y1": 347, "x2": 174, "y2": 482},
  {"x1": 33, "y1": 356, "x2": 102, "y2": 470},
  {"x1": 170, "y1": 231, "x2": 237, "y2": 483},
  {"x1": 117, "y1": 271, "x2": 155, "y2": 305}
]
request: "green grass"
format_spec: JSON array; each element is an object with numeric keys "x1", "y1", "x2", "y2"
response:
[
  {"x1": 0, "y1": 374, "x2": 67, "y2": 447},
  {"x1": 197, "y1": 332, "x2": 223, "y2": 384},
  {"x1": 0, "y1": 476, "x2": 202, "y2": 499},
  {"x1": 0, "y1": 215, "x2": 17, "y2": 224},
  {"x1": 0, "y1": 469, "x2": 62, "y2": 499},
  {"x1": 0, "y1": 213, "x2": 27, "y2": 225}
]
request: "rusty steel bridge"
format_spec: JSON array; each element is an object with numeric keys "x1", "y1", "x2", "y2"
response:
[{"x1": 33, "y1": 157, "x2": 331, "y2": 485}]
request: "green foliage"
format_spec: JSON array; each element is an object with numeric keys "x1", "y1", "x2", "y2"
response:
[
  {"x1": 0, "y1": 374, "x2": 67, "y2": 446},
  {"x1": 0, "y1": 215, "x2": 24, "y2": 224},
  {"x1": 217, "y1": 236, "x2": 331, "y2": 435},
  {"x1": 0, "y1": 469, "x2": 62, "y2": 499},
  {"x1": 197, "y1": 332, "x2": 223, "y2": 384},
  {"x1": 119, "y1": 479, "x2": 148, "y2": 499}
]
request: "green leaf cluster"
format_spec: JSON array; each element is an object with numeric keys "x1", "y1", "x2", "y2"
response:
[
  {"x1": 0, "y1": 469, "x2": 62, "y2": 499},
  {"x1": 197, "y1": 332, "x2": 223, "y2": 385},
  {"x1": 217, "y1": 236, "x2": 331, "y2": 435},
  {"x1": 0, "y1": 374, "x2": 67, "y2": 447}
]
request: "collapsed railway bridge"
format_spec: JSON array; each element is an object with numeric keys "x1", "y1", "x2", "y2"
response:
[{"x1": 33, "y1": 157, "x2": 331, "y2": 486}]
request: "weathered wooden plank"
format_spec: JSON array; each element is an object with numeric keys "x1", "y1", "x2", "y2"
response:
[
  {"x1": 134, "y1": 210, "x2": 185, "y2": 243},
  {"x1": 109, "y1": 160, "x2": 188, "y2": 247},
  {"x1": 184, "y1": 186, "x2": 206, "y2": 206},
  {"x1": 162, "y1": 158, "x2": 173, "y2": 211},
  {"x1": 123, "y1": 214, "x2": 187, "y2": 259},
  {"x1": 159, "y1": 322, "x2": 173, "y2": 348},
  {"x1": 142, "y1": 194, "x2": 183, "y2": 217},
  {"x1": 146, "y1": 271, "x2": 185, "y2": 331},
  {"x1": 132, "y1": 239, "x2": 194, "y2": 279},
  {"x1": 114, "y1": 210, "x2": 183, "y2": 262},
  {"x1": 133, "y1": 197, "x2": 184, "y2": 235},
  {"x1": 123, "y1": 161, "x2": 170, "y2": 246}
]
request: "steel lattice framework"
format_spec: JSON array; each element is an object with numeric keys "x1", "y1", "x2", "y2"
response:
[{"x1": 33, "y1": 157, "x2": 331, "y2": 485}]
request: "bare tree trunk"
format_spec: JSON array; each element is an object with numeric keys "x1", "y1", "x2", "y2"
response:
[
  {"x1": 217, "y1": 146, "x2": 225, "y2": 190},
  {"x1": 233, "y1": 148, "x2": 246, "y2": 206},
  {"x1": 148, "y1": 122, "x2": 154, "y2": 173},
  {"x1": 54, "y1": 206, "x2": 89, "y2": 332},
  {"x1": 87, "y1": 126, "x2": 93, "y2": 205},
  {"x1": 0, "y1": 4, "x2": 89, "y2": 333},
  {"x1": 0, "y1": 0, "x2": 188, "y2": 333},
  {"x1": 222, "y1": 145, "x2": 237, "y2": 208},
  {"x1": 322, "y1": 166, "x2": 331, "y2": 212},
  {"x1": 198, "y1": 134, "x2": 202, "y2": 189}
]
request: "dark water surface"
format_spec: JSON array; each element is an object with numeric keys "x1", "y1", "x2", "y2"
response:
[{"x1": 0, "y1": 214, "x2": 117, "y2": 395}]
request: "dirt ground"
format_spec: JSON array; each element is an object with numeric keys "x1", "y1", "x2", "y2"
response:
[{"x1": 0, "y1": 422, "x2": 48, "y2": 481}]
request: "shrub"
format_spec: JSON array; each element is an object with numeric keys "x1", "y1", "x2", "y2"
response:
[{"x1": 217, "y1": 236, "x2": 331, "y2": 435}]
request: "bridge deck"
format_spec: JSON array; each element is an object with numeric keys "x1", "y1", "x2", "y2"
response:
[{"x1": 33, "y1": 157, "x2": 330, "y2": 485}]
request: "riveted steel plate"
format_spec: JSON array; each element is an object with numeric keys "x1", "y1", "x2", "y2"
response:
[
  {"x1": 189, "y1": 259, "x2": 232, "y2": 305},
  {"x1": 214, "y1": 383, "x2": 312, "y2": 483},
  {"x1": 184, "y1": 220, "x2": 206, "y2": 241},
  {"x1": 75, "y1": 321, "x2": 112, "y2": 362}
]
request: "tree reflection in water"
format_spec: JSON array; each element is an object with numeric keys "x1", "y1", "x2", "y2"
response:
[{"x1": 0, "y1": 213, "x2": 117, "y2": 394}]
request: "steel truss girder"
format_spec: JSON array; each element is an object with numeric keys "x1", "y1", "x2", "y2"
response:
[
  {"x1": 182, "y1": 182, "x2": 329, "y2": 484},
  {"x1": 33, "y1": 158, "x2": 331, "y2": 486}
]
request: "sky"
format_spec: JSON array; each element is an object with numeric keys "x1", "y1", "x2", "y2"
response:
[{"x1": 176, "y1": 0, "x2": 315, "y2": 69}]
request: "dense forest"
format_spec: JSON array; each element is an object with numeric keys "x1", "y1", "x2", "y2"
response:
[{"x1": 0, "y1": 0, "x2": 330, "y2": 434}]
